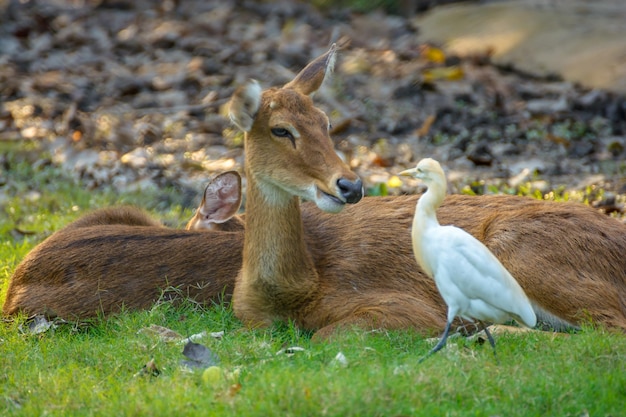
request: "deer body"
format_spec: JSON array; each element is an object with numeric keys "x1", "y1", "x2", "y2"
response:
[
  {"x1": 3, "y1": 226, "x2": 243, "y2": 318},
  {"x1": 302, "y1": 194, "x2": 626, "y2": 336},
  {"x1": 4, "y1": 193, "x2": 626, "y2": 332},
  {"x1": 61, "y1": 206, "x2": 165, "y2": 230}
]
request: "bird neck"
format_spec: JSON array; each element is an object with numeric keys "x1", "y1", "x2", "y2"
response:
[
  {"x1": 415, "y1": 182, "x2": 445, "y2": 229},
  {"x1": 411, "y1": 182, "x2": 445, "y2": 277}
]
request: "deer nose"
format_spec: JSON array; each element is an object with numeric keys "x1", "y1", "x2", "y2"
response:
[{"x1": 337, "y1": 177, "x2": 363, "y2": 204}]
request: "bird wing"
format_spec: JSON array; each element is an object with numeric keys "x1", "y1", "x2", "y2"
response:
[{"x1": 426, "y1": 225, "x2": 536, "y2": 327}]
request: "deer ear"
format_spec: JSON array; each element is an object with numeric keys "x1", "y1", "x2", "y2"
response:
[
  {"x1": 229, "y1": 80, "x2": 262, "y2": 132},
  {"x1": 197, "y1": 171, "x2": 243, "y2": 225},
  {"x1": 283, "y1": 43, "x2": 337, "y2": 96}
]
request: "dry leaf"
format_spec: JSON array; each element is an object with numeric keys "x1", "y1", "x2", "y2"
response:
[
  {"x1": 19, "y1": 315, "x2": 55, "y2": 335},
  {"x1": 138, "y1": 324, "x2": 182, "y2": 342},
  {"x1": 422, "y1": 66, "x2": 464, "y2": 82},
  {"x1": 181, "y1": 341, "x2": 220, "y2": 369},
  {"x1": 331, "y1": 351, "x2": 348, "y2": 367},
  {"x1": 420, "y1": 45, "x2": 446, "y2": 64},
  {"x1": 134, "y1": 358, "x2": 161, "y2": 378},
  {"x1": 228, "y1": 383, "x2": 242, "y2": 397},
  {"x1": 276, "y1": 346, "x2": 306, "y2": 356},
  {"x1": 415, "y1": 114, "x2": 436, "y2": 137}
]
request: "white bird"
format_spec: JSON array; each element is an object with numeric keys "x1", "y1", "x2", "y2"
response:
[{"x1": 399, "y1": 158, "x2": 537, "y2": 361}]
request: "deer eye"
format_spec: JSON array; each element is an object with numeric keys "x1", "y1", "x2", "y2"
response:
[
  {"x1": 271, "y1": 127, "x2": 295, "y2": 147},
  {"x1": 271, "y1": 127, "x2": 291, "y2": 137}
]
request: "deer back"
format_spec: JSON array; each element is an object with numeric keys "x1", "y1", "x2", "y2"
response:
[{"x1": 3, "y1": 225, "x2": 243, "y2": 318}]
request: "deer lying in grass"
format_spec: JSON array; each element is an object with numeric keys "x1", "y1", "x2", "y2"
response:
[
  {"x1": 2, "y1": 172, "x2": 244, "y2": 318},
  {"x1": 4, "y1": 46, "x2": 626, "y2": 338},
  {"x1": 227, "y1": 44, "x2": 626, "y2": 337}
]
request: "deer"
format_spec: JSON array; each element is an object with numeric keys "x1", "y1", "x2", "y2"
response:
[
  {"x1": 4, "y1": 45, "x2": 626, "y2": 339},
  {"x1": 2, "y1": 171, "x2": 244, "y2": 319}
]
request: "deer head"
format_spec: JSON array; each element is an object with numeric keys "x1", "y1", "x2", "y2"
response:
[
  {"x1": 186, "y1": 171, "x2": 244, "y2": 232},
  {"x1": 229, "y1": 44, "x2": 363, "y2": 213}
]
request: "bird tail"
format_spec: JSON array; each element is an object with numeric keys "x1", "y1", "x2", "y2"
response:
[{"x1": 514, "y1": 301, "x2": 537, "y2": 328}]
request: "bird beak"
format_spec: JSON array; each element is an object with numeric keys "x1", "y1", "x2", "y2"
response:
[{"x1": 398, "y1": 168, "x2": 416, "y2": 178}]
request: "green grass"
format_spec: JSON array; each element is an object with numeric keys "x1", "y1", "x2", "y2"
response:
[
  {"x1": 1, "y1": 306, "x2": 625, "y2": 416},
  {"x1": 1, "y1": 144, "x2": 626, "y2": 416}
]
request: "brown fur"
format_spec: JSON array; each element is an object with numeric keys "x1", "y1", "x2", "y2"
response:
[
  {"x1": 297, "y1": 195, "x2": 626, "y2": 337},
  {"x1": 62, "y1": 206, "x2": 164, "y2": 230},
  {"x1": 231, "y1": 45, "x2": 364, "y2": 330},
  {"x1": 3, "y1": 225, "x2": 242, "y2": 318}
]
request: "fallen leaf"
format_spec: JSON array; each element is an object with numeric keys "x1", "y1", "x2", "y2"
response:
[
  {"x1": 415, "y1": 114, "x2": 436, "y2": 137},
  {"x1": 387, "y1": 175, "x2": 402, "y2": 188},
  {"x1": 181, "y1": 341, "x2": 220, "y2": 369},
  {"x1": 228, "y1": 383, "x2": 242, "y2": 397},
  {"x1": 180, "y1": 330, "x2": 225, "y2": 344},
  {"x1": 422, "y1": 66, "x2": 464, "y2": 82},
  {"x1": 546, "y1": 133, "x2": 570, "y2": 146},
  {"x1": 225, "y1": 367, "x2": 242, "y2": 383},
  {"x1": 19, "y1": 315, "x2": 56, "y2": 335},
  {"x1": 138, "y1": 324, "x2": 182, "y2": 342},
  {"x1": 134, "y1": 358, "x2": 161, "y2": 378},
  {"x1": 201, "y1": 365, "x2": 223, "y2": 385},
  {"x1": 420, "y1": 45, "x2": 446, "y2": 64},
  {"x1": 331, "y1": 351, "x2": 348, "y2": 367}
]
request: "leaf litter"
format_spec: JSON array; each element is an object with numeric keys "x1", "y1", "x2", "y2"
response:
[{"x1": 0, "y1": 0, "x2": 624, "y2": 218}]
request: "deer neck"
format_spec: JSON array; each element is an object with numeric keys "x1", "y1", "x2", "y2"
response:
[{"x1": 241, "y1": 170, "x2": 320, "y2": 301}]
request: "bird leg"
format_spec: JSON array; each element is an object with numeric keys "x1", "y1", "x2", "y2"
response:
[
  {"x1": 418, "y1": 320, "x2": 452, "y2": 363},
  {"x1": 480, "y1": 323, "x2": 500, "y2": 365}
]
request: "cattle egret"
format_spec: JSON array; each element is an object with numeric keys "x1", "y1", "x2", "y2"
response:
[{"x1": 399, "y1": 158, "x2": 537, "y2": 361}]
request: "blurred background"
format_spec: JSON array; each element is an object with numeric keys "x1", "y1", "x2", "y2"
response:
[{"x1": 1, "y1": 0, "x2": 625, "y2": 218}]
